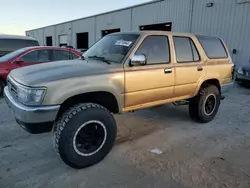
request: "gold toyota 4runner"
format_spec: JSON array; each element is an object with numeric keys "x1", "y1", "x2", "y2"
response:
[{"x1": 4, "y1": 31, "x2": 234, "y2": 169}]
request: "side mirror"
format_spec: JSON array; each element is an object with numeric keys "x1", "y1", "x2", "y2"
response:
[
  {"x1": 14, "y1": 58, "x2": 24, "y2": 64},
  {"x1": 130, "y1": 54, "x2": 146, "y2": 66}
]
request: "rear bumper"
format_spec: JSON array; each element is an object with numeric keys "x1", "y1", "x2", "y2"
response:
[
  {"x1": 4, "y1": 86, "x2": 60, "y2": 134},
  {"x1": 221, "y1": 82, "x2": 234, "y2": 94}
]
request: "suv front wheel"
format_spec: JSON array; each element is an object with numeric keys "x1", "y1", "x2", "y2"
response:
[
  {"x1": 52, "y1": 103, "x2": 117, "y2": 169},
  {"x1": 189, "y1": 85, "x2": 220, "y2": 123}
]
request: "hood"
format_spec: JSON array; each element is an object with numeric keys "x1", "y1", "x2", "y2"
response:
[{"x1": 10, "y1": 59, "x2": 122, "y2": 85}]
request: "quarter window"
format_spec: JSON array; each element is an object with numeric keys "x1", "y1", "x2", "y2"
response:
[
  {"x1": 174, "y1": 37, "x2": 200, "y2": 63},
  {"x1": 197, "y1": 36, "x2": 227, "y2": 59},
  {"x1": 136, "y1": 36, "x2": 170, "y2": 64}
]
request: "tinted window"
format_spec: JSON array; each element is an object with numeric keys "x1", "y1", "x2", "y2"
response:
[
  {"x1": 22, "y1": 50, "x2": 50, "y2": 63},
  {"x1": 0, "y1": 39, "x2": 39, "y2": 53},
  {"x1": 197, "y1": 36, "x2": 227, "y2": 59},
  {"x1": 174, "y1": 37, "x2": 200, "y2": 63},
  {"x1": 22, "y1": 51, "x2": 38, "y2": 63},
  {"x1": 53, "y1": 50, "x2": 70, "y2": 61},
  {"x1": 136, "y1": 36, "x2": 170, "y2": 64},
  {"x1": 70, "y1": 52, "x2": 80, "y2": 59},
  {"x1": 37, "y1": 50, "x2": 50, "y2": 63},
  {"x1": 191, "y1": 41, "x2": 200, "y2": 61}
]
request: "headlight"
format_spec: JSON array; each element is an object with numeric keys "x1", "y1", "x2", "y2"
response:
[
  {"x1": 238, "y1": 67, "x2": 243, "y2": 74},
  {"x1": 17, "y1": 86, "x2": 46, "y2": 105}
]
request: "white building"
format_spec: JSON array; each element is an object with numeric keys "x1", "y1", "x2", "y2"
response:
[{"x1": 26, "y1": 0, "x2": 250, "y2": 66}]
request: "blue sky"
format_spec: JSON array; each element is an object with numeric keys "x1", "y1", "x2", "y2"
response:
[{"x1": 1, "y1": 0, "x2": 149, "y2": 35}]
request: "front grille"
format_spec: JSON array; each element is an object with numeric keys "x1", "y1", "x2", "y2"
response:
[{"x1": 7, "y1": 79, "x2": 18, "y2": 99}]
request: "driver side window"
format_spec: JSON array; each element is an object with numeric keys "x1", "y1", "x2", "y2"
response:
[
  {"x1": 22, "y1": 50, "x2": 50, "y2": 63},
  {"x1": 22, "y1": 51, "x2": 38, "y2": 63},
  {"x1": 136, "y1": 36, "x2": 170, "y2": 65}
]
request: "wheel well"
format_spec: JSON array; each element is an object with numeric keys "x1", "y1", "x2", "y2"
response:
[
  {"x1": 57, "y1": 91, "x2": 119, "y2": 118},
  {"x1": 201, "y1": 79, "x2": 221, "y2": 93}
]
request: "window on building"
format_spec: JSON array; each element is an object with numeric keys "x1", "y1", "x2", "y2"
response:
[
  {"x1": 136, "y1": 36, "x2": 170, "y2": 64},
  {"x1": 76, "y1": 32, "x2": 89, "y2": 50},
  {"x1": 174, "y1": 37, "x2": 200, "y2": 63},
  {"x1": 197, "y1": 36, "x2": 228, "y2": 59}
]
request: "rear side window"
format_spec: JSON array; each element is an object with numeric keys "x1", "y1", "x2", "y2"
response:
[
  {"x1": 197, "y1": 36, "x2": 227, "y2": 59},
  {"x1": 70, "y1": 52, "x2": 80, "y2": 59},
  {"x1": 52, "y1": 50, "x2": 71, "y2": 61},
  {"x1": 173, "y1": 37, "x2": 200, "y2": 63}
]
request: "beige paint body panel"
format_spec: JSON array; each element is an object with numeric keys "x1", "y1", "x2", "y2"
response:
[
  {"x1": 42, "y1": 72, "x2": 125, "y2": 111},
  {"x1": 8, "y1": 31, "x2": 234, "y2": 114},
  {"x1": 124, "y1": 64, "x2": 174, "y2": 108}
]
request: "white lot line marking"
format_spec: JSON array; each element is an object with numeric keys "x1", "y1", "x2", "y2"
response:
[{"x1": 150, "y1": 148, "x2": 163, "y2": 155}]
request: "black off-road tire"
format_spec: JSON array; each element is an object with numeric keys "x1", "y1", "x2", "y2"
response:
[
  {"x1": 0, "y1": 80, "x2": 5, "y2": 97},
  {"x1": 52, "y1": 103, "x2": 117, "y2": 169},
  {"x1": 189, "y1": 85, "x2": 220, "y2": 123}
]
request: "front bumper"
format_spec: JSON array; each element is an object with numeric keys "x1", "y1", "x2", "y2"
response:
[{"x1": 4, "y1": 87, "x2": 60, "y2": 134}]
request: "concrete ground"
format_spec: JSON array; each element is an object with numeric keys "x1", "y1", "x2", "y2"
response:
[{"x1": 0, "y1": 85, "x2": 250, "y2": 188}]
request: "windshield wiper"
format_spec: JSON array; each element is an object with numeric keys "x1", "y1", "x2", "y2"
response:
[{"x1": 88, "y1": 55, "x2": 111, "y2": 64}]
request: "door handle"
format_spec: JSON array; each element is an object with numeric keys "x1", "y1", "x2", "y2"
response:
[
  {"x1": 197, "y1": 66, "x2": 203, "y2": 71},
  {"x1": 164, "y1": 68, "x2": 172, "y2": 74}
]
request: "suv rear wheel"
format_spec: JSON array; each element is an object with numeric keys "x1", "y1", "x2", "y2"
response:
[
  {"x1": 189, "y1": 85, "x2": 220, "y2": 123},
  {"x1": 52, "y1": 103, "x2": 117, "y2": 169}
]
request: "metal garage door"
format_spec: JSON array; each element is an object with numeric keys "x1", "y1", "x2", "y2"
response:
[{"x1": 59, "y1": 35, "x2": 68, "y2": 47}]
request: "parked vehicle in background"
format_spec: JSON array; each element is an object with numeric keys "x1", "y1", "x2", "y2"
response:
[
  {"x1": 4, "y1": 31, "x2": 234, "y2": 169},
  {"x1": 235, "y1": 65, "x2": 250, "y2": 86},
  {"x1": 0, "y1": 46, "x2": 81, "y2": 96},
  {"x1": 0, "y1": 34, "x2": 39, "y2": 57}
]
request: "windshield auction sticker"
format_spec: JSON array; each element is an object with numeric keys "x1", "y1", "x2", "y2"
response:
[{"x1": 115, "y1": 40, "x2": 132, "y2": 47}]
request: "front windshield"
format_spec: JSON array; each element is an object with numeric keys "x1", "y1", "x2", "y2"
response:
[
  {"x1": 84, "y1": 34, "x2": 140, "y2": 63},
  {"x1": 0, "y1": 48, "x2": 27, "y2": 63}
]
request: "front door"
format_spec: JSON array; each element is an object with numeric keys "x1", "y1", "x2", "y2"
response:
[
  {"x1": 124, "y1": 35, "x2": 175, "y2": 111},
  {"x1": 172, "y1": 36, "x2": 205, "y2": 98}
]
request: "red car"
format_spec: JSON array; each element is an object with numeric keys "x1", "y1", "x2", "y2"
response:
[{"x1": 0, "y1": 46, "x2": 82, "y2": 95}]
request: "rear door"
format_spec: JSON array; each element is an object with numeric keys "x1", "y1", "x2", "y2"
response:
[
  {"x1": 197, "y1": 36, "x2": 233, "y2": 84},
  {"x1": 173, "y1": 36, "x2": 205, "y2": 98}
]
